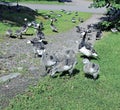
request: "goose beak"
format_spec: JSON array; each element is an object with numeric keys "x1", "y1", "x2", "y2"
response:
[{"x1": 38, "y1": 40, "x2": 42, "y2": 42}]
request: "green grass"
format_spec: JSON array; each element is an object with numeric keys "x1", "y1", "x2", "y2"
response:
[
  {"x1": 38, "y1": 10, "x2": 91, "y2": 35},
  {"x1": 4, "y1": 32, "x2": 120, "y2": 110},
  {"x1": 0, "y1": 7, "x2": 92, "y2": 38},
  {"x1": 19, "y1": 1, "x2": 64, "y2": 5},
  {"x1": 3, "y1": 0, "x2": 64, "y2": 5}
]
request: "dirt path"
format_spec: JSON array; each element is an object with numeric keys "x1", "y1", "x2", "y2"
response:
[{"x1": 0, "y1": 13, "x2": 103, "y2": 109}]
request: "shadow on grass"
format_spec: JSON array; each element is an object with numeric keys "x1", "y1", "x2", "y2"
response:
[
  {"x1": 85, "y1": 74, "x2": 100, "y2": 80},
  {"x1": 51, "y1": 69, "x2": 80, "y2": 78},
  {"x1": 0, "y1": 3, "x2": 39, "y2": 26},
  {"x1": 80, "y1": 55, "x2": 99, "y2": 61}
]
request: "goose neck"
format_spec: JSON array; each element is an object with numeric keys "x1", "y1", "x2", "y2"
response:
[{"x1": 82, "y1": 32, "x2": 87, "y2": 42}]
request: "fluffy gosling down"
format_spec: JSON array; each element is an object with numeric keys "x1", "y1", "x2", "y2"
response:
[{"x1": 82, "y1": 58, "x2": 100, "y2": 79}]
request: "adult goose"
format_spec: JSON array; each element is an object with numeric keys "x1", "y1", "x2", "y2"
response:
[
  {"x1": 82, "y1": 58, "x2": 100, "y2": 79},
  {"x1": 111, "y1": 28, "x2": 118, "y2": 33},
  {"x1": 36, "y1": 25, "x2": 45, "y2": 40},
  {"x1": 50, "y1": 19, "x2": 58, "y2": 32},
  {"x1": 15, "y1": 30, "x2": 22, "y2": 39},
  {"x1": 27, "y1": 38, "x2": 46, "y2": 57},
  {"x1": 71, "y1": 17, "x2": 76, "y2": 23},
  {"x1": 96, "y1": 30, "x2": 102, "y2": 40},
  {"x1": 36, "y1": 31, "x2": 45, "y2": 40},
  {"x1": 78, "y1": 31, "x2": 98, "y2": 58},
  {"x1": 6, "y1": 29, "x2": 13, "y2": 37}
]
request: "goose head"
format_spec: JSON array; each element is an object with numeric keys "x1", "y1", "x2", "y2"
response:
[
  {"x1": 42, "y1": 52, "x2": 57, "y2": 66},
  {"x1": 82, "y1": 58, "x2": 90, "y2": 64},
  {"x1": 38, "y1": 39, "x2": 43, "y2": 42},
  {"x1": 36, "y1": 49, "x2": 46, "y2": 56},
  {"x1": 81, "y1": 31, "x2": 86, "y2": 36}
]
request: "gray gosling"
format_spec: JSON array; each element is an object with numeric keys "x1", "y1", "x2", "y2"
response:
[
  {"x1": 27, "y1": 38, "x2": 45, "y2": 57},
  {"x1": 49, "y1": 50, "x2": 77, "y2": 77},
  {"x1": 82, "y1": 58, "x2": 100, "y2": 79}
]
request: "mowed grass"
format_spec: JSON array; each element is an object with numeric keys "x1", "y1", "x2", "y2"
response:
[
  {"x1": 19, "y1": 1, "x2": 64, "y2": 5},
  {"x1": 5, "y1": 32, "x2": 120, "y2": 110},
  {"x1": 0, "y1": 7, "x2": 92, "y2": 39},
  {"x1": 4, "y1": 0, "x2": 63, "y2": 5},
  {"x1": 38, "y1": 10, "x2": 92, "y2": 35}
]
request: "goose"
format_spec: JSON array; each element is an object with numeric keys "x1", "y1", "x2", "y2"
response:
[
  {"x1": 60, "y1": 9, "x2": 65, "y2": 12},
  {"x1": 43, "y1": 14, "x2": 50, "y2": 19},
  {"x1": 31, "y1": 21, "x2": 39, "y2": 29},
  {"x1": 15, "y1": 30, "x2": 22, "y2": 39},
  {"x1": 41, "y1": 52, "x2": 57, "y2": 73},
  {"x1": 57, "y1": 14, "x2": 62, "y2": 17},
  {"x1": 78, "y1": 17, "x2": 84, "y2": 23},
  {"x1": 76, "y1": 26, "x2": 82, "y2": 33},
  {"x1": 27, "y1": 38, "x2": 45, "y2": 57},
  {"x1": 82, "y1": 58, "x2": 100, "y2": 79},
  {"x1": 51, "y1": 17, "x2": 57, "y2": 22},
  {"x1": 87, "y1": 24, "x2": 96, "y2": 32},
  {"x1": 36, "y1": 31, "x2": 45, "y2": 40},
  {"x1": 41, "y1": 49, "x2": 77, "y2": 75},
  {"x1": 27, "y1": 22, "x2": 32, "y2": 27},
  {"x1": 87, "y1": 24, "x2": 94, "y2": 30},
  {"x1": 49, "y1": 50, "x2": 77, "y2": 77},
  {"x1": 6, "y1": 29, "x2": 13, "y2": 37},
  {"x1": 71, "y1": 17, "x2": 76, "y2": 23},
  {"x1": 39, "y1": 22, "x2": 44, "y2": 30},
  {"x1": 65, "y1": 11, "x2": 72, "y2": 15},
  {"x1": 96, "y1": 30, "x2": 102, "y2": 40},
  {"x1": 111, "y1": 28, "x2": 118, "y2": 33},
  {"x1": 50, "y1": 19, "x2": 58, "y2": 32},
  {"x1": 49, "y1": 10, "x2": 54, "y2": 14},
  {"x1": 78, "y1": 31, "x2": 98, "y2": 58},
  {"x1": 50, "y1": 55, "x2": 77, "y2": 77},
  {"x1": 20, "y1": 24, "x2": 28, "y2": 34},
  {"x1": 36, "y1": 24, "x2": 45, "y2": 40},
  {"x1": 75, "y1": 11, "x2": 78, "y2": 16}
]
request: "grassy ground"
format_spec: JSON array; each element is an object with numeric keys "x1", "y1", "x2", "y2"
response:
[
  {"x1": 0, "y1": 5, "x2": 91, "y2": 40},
  {"x1": 19, "y1": 1, "x2": 64, "y2": 5},
  {"x1": 2, "y1": 0, "x2": 64, "y2": 5},
  {"x1": 4, "y1": 32, "x2": 120, "y2": 110}
]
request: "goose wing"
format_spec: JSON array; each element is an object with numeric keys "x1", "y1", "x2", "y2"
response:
[
  {"x1": 85, "y1": 43, "x2": 98, "y2": 54},
  {"x1": 92, "y1": 63, "x2": 99, "y2": 73}
]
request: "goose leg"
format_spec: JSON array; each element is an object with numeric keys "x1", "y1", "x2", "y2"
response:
[{"x1": 50, "y1": 67, "x2": 56, "y2": 77}]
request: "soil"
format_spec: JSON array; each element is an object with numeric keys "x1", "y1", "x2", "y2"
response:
[{"x1": 0, "y1": 13, "x2": 104, "y2": 109}]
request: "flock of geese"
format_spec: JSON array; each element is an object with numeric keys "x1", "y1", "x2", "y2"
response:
[{"x1": 5, "y1": 9, "x2": 103, "y2": 80}]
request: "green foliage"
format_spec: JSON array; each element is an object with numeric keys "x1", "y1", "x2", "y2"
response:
[
  {"x1": 98, "y1": 21, "x2": 112, "y2": 30},
  {"x1": 91, "y1": 0, "x2": 120, "y2": 8},
  {"x1": 5, "y1": 32, "x2": 120, "y2": 110},
  {"x1": 90, "y1": 0, "x2": 120, "y2": 31}
]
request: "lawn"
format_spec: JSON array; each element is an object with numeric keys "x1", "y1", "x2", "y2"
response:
[
  {"x1": 2, "y1": 0, "x2": 64, "y2": 5},
  {"x1": 4, "y1": 32, "x2": 120, "y2": 110},
  {"x1": 0, "y1": 4, "x2": 92, "y2": 39}
]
